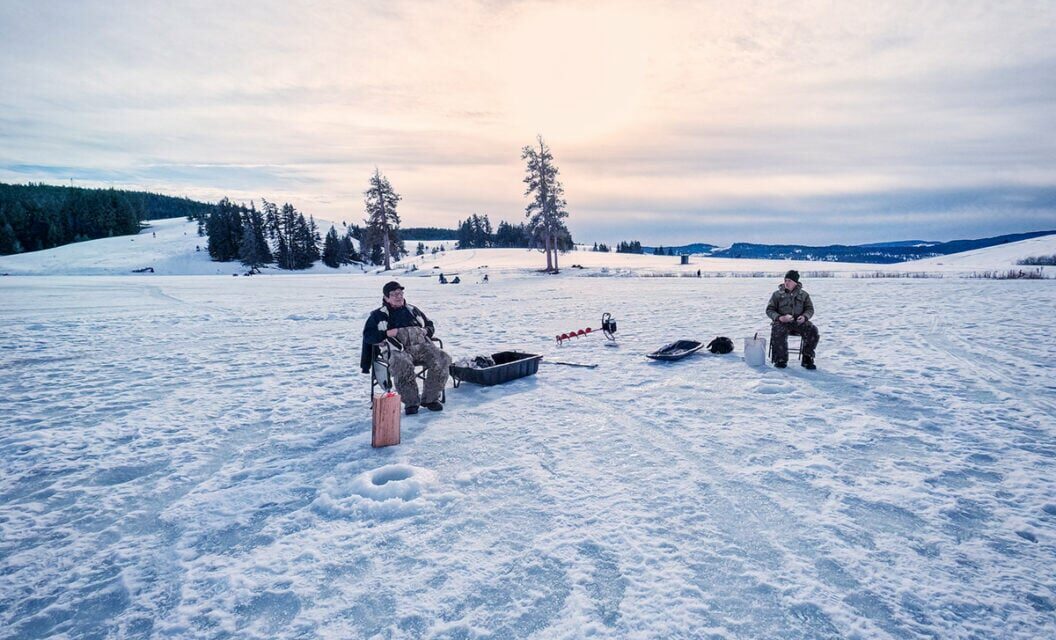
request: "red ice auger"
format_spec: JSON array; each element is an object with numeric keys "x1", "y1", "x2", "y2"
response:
[{"x1": 556, "y1": 312, "x2": 617, "y2": 345}]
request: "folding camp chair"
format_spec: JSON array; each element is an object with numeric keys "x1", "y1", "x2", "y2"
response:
[{"x1": 370, "y1": 337, "x2": 446, "y2": 403}]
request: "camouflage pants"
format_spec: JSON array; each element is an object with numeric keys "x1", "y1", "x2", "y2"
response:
[
  {"x1": 384, "y1": 327, "x2": 452, "y2": 406},
  {"x1": 771, "y1": 320, "x2": 820, "y2": 362}
]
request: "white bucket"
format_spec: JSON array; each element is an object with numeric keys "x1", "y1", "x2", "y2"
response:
[{"x1": 743, "y1": 335, "x2": 767, "y2": 367}]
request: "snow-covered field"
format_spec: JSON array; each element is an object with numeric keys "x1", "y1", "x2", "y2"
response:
[
  {"x1": 2, "y1": 268, "x2": 1055, "y2": 638},
  {"x1": 2, "y1": 217, "x2": 1053, "y2": 278}
]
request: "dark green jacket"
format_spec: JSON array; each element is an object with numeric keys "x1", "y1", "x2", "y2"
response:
[{"x1": 766, "y1": 284, "x2": 814, "y2": 321}]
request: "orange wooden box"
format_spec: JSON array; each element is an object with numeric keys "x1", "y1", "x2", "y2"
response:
[{"x1": 372, "y1": 392, "x2": 401, "y2": 447}]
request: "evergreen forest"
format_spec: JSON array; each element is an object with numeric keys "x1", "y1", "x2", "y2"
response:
[{"x1": 0, "y1": 182, "x2": 216, "y2": 255}]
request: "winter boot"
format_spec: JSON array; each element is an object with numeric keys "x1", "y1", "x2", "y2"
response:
[
  {"x1": 423, "y1": 401, "x2": 444, "y2": 412},
  {"x1": 405, "y1": 405, "x2": 419, "y2": 415},
  {"x1": 802, "y1": 356, "x2": 816, "y2": 370},
  {"x1": 774, "y1": 360, "x2": 787, "y2": 369}
]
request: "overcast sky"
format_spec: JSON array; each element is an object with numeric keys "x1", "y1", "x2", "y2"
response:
[{"x1": 2, "y1": 0, "x2": 1055, "y2": 244}]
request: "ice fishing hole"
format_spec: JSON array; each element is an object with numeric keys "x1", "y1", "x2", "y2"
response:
[{"x1": 372, "y1": 467, "x2": 414, "y2": 486}]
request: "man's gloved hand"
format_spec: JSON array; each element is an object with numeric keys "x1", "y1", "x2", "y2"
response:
[{"x1": 426, "y1": 325, "x2": 435, "y2": 339}]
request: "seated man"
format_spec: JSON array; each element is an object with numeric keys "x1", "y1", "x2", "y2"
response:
[
  {"x1": 766, "y1": 270, "x2": 820, "y2": 370},
  {"x1": 361, "y1": 281, "x2": 453, "y2": 414}
]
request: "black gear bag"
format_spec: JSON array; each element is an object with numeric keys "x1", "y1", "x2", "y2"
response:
[{"x1": 706, "y1": 336, "x2": 734, "y2": 354}]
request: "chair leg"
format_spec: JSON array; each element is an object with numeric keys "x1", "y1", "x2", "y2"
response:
[{"x1": 415, "y1": 367, "x2": 447, "y2": 403}]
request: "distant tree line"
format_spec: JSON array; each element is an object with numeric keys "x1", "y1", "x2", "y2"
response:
[
  {"x1": 0, "y1": 182, "x2": 215, "y2": 255},
  {"x1": 414, "y1": 242, "x2": 448, "y2": 256},
  {"x1": 205, "y1": 197, "x2": 326, "y2": 270},
  {"x1": 616, "y1": 241, "x2": 643, "y2": 254},
  {"x1": 651, "y1": 245, "x2": 678, "y2": 256},
  {"x1": 1018, "y1": 254, "x2": 1056, "y2": 266},
  {"x1": 455, "y1": 213, "x2": 572, "y2": 250},
  {"x1": 402, "y1": 227, "x2": 458, "y2": 241},
  {"x1": 592, "y1": 243, "x2": 610, "y2": 252},
  {"x1": 203, "y1": 169, "x2": 408, "y2": 271}
]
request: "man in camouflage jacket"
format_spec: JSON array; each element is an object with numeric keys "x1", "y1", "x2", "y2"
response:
[
  {"x1": 766, "y1": 270, "x2": 819, "y2": 369},
  {"x1": 362, "y1": 281, "x2": 452, "y2": 414}
]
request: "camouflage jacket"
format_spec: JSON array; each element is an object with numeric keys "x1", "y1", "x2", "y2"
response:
[{"x1": 766, "y1": 284, "x2": 814, "y2": 321}]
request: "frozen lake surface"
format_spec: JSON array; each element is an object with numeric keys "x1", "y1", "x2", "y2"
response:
[{"x1": 2, "y1": 274, "x2": 1055, "y2": 638}]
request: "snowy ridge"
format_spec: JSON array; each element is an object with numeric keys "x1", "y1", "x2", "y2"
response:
[
  {"x1": 902, "y1": 233, "x2": 1056, "y2": 268},
  {"x1": 1, "y1": 217, "x2": 1054, "y2": 277}
]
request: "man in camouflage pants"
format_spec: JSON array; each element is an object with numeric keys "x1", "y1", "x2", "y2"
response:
[
  {"x1": 361, "y1": 281, "x2": 452, "y2": 414},
  {"x1": 766, "y1": 270, "x2": 820, "y2": 370}
]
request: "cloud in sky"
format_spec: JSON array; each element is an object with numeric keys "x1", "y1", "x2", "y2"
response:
[{"x1": 1, "y1": 0, "x2": 1054, "y2": 244}]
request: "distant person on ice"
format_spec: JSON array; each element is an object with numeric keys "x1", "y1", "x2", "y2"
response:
[
  {"x1": 361, "y1": 281, "x2": 452, "y2": 414},
  {"x1": 766, "y1": 270, "x2": 819, "y2": 370}
]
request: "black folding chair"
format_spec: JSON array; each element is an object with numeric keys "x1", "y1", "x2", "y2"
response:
[{"x1": 370, "y1": 337, "x2": 446, "y2": 403}]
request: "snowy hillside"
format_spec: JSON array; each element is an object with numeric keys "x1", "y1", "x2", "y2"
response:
[
  {"x1": 901, "y1": 233, "x2": 1056, "y2": 269},
  {"x1": 2, "y1": 273, "x2": 1054, "y2": 638},
  {"x1": 1, "y1": 217, "x2": 1053, "y2": 277},
  {"x1": 0, "y1": 217, "x2": 368, "y2": 277}
]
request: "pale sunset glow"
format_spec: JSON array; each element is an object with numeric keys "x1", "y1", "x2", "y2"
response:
[
  {"x1": 499, "y1": 4, "x2": 658, "y2": 142},
  {"x1": 1, "y1": 0, "x2": 1054, "y2": 243}
]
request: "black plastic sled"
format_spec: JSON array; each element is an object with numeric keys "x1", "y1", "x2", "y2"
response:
[
  {"x1": 450, "y1": 351, "x2": 543, "y2": 387},
  {"x1": 646, "y1": 340, "x2": 704, "y2": 361}
]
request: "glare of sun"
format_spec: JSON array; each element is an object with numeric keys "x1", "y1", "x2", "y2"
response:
[{"x1": 499, "y1": 5, "x2": 657, "y2": 142}]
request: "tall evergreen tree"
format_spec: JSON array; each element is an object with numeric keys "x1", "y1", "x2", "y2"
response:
[
  {"x1": 288, "y1": 213, "x2": 318, "y2": 269},
  {"x1": 272, "y1": 203, "x2": 300, "y2": 269},
  {"x1": 369, "y1": 243, "x2": 384, "y2": 265},
  {"x1": 341, "y1": 230, "x2": 360, "y2": 264},
  {"x1": 240, "y1": 203, "x2": 272, "y2": 265},
  {"x1": 322, "y1": 225, "x2": 341, "y2": 268},
  {"x1": 0, "y1": 219, "x2": 20, "y2": 254},
  {"x1": 239, "y1": 224, "x2": 268, "y2": 270},
  {"x1": 333, "y1": 227, "x2": 350, "y2": 265},
  {"x1": 363, "y1": 168, "x2": 403, "y2": 270},
  {"x1": 521, "y1": 135, "x2": 570, "y2": 273},
  {"x1": 457, "y1": 218, "x2": 472, "y2": 249},
  {"x1": 205, "y1": 198, "x2": 243, "y2": 261},
  {"x1": 307, "y1": 216, "x2": 322, "y2": 262},
  {"x1": 261, "y1": 199, "x2": 279, "y2": 242},
  {"x1": 473, "y1": 214, "x2": 492, "y2": 247}
]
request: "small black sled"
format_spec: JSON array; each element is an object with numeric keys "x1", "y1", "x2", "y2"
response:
[
  {"x1": 646, "y1": 340, "x2": 704, "y2": 361},
  {"x1": 449, "y1": 351, "x2": 543, "y2": 387}
]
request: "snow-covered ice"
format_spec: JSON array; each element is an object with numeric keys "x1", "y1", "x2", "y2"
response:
[{"x1": 2, "y1": 266, "x2": 1055, "y2": 638}]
